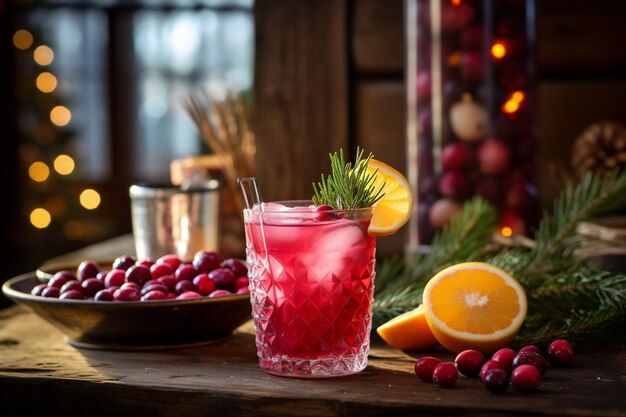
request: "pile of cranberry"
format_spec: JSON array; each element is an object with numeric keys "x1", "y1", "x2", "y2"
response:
[
  {"x1": 30, "y1": 251, "x2": 250, "y2": 302},
  {"x1": 414, "y1": 339, "x2": 574, "y2": 394}
]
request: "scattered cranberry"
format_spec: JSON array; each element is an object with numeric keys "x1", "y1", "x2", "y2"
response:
[
  {"x1": 141, "y1": 290, "x2": 167, "y2": 301},
  {"x1": 49, "y1": 271, "x2": 76, "y2": 288},
  {"x1": 548, "y1": 339, "x2": 574, "y2": 365},
  {"x1": 77, "y1": 260, "x2": 100, "y2": 282},
  {"x1": 483, "y1": 368, "x2": 510, "y2": 394},
  {"x1": 31, "y1": 283, "x2": 47, "y2": 296},
  {"x1": 208, "y1": 268, "x2": 236, "y2": 291},
  {"x1": 414, "y1": 356, "x2": 442, "y2": 383},
  {"x1": 60, "y1": 280, "x2": 83, "y2": 294},
  {"x1": 150, "y1": 263, "x2": 173, "y2": 280},
  {"x1": 42, "y1": 286, "x2": 60, "y2": 298},
  {"x1": 208, "y1": 289, "x2": 232, "y2": 297},
  {"x1": 480, "y1": 360, "x2": 505, "y2": 381},
  {"x1": 114, "y1": 287, "x2": 140, "y2": 302},
  {"x1": 193, "y1": 250, "x2": 222, "y2": 273},
  {"x1": 104, "y1": 269, "x2": 126, "y2": 288},
  {"x1": 175, "y1": 280, "x2": 196, "y2": 295},
  {"x1": 81, "y1": 278, "x2": 105, "y2": 297},
  {"x1": 156, "y1": 254, "x2": 182, "y2": 271},
  {"x1": 60, "y1": 289, "x2": 84, "y2": 300},
  {"x1": 112, "y1": 255, "x2": 136, "y2": 271},
  {"x1": 432, "y1": 362, "x2": 458, "y2": 388},
  {"x1": 519, "y1": 345, "x2": 543, "y2": 357},
  {"x1": 455, "y1": 349, "x2": 486, "y2": 378},
  {"x1": 512, "y1": 351, "x2": 547, "y2": 374},
  {"x1": 491, "y1": 348, "x2": 517, "y2": 373},
  {"x1": 94, "y1": 289, "x2": 114, "y2": 302},
  {"x1": 175, "y1": 264, "x2": 199, "y2": 282},
  {"x1": 511, "y1": 364, "x2": 541, "y2": 392},
  {"x1": 193, "y1": 273, "x2": 217, "y2": 296},
  {"x1": 220, "y1": 259, "x2": 248, "y2": 277},
  {"x1": 125, "y1": 265, "x2": 152, "y2": 286}
]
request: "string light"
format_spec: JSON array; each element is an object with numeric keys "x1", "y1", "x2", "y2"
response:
[
  {"x1": 54, "y1": 154, "x2": 75, "y2": 175},
  {"x1": 30, "y1": 208, "x2": 52, "y2": 229},
  {"x1": 28, "y1": 161, "x2": 50, "y2": 182},
  {"x1": 491, "y1": 42, "x2": 507, "y2": 59},
  {"x1": 502, "y1": 90, "x2": 525, "y2": 114},
  {"x1": 13, "y1": 29, "x2": 33, "y2": 50},
  {"x1": 451, "y1": 0, "x2": 462, "y2": 6},
  {"x1": 500, "y1": 227, "x2": 513, "y2": 237},
  {"x1": 36, "y1": 72, "x2": 57, "y2": 93},
  {"x1": 80, "y1": 189, "x2": 101, "y2": 210},
  {"x1": 33, "y1": 45, "x2": 54, "y2": 66},
  {"x1": 50, "y1": 106, "x2": 71, "y2": 126}
]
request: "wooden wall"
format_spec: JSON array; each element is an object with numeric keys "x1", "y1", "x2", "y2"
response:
[{"x1": 254, "y1": 0, "x2": 626, "y2": 256}]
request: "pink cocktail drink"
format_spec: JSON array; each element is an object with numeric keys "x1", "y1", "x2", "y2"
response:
[{"x1": 244, "y1": 201, "x2": 376, "y2": 377}]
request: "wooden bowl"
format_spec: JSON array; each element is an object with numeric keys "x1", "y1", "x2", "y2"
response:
[{"x1": 2, "y1": 272, "x2": 252, "y2": 351}]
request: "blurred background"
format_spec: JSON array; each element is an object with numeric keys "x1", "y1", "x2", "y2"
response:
[
  {"x1": 0, "y1": 0, "x2": 254, "y2": 306},
  {"x1": 2, "y1": 0, "x2": 626, "y2": 308}
]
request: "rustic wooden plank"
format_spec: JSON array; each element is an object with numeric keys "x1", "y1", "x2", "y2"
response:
[
  {"x1": 539, "y1": 0, "x2": 626, "y2": 76},
  {"x1": 538, "y1": 81, "x2": 626, "y2": 207},
  {"x1": 1, "y1": 305, "x2": 625, "y2": 416},
  {"x1": 352, "y1": 0, "x2": 404, "y2": 74},
  {"x1": 355, "y1": 81, "x2": 407, "y2": 255},
  {"x1": 253, "y1": 0, "x2": 350, "y2": 201}
]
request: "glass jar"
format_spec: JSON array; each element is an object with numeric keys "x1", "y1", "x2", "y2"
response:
[{"x1": 406, "y1": 0, "x2": 540, "y2": 249}]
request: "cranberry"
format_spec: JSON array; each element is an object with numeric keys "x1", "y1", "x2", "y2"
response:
[
  {"x1": 455, "y1": 349, "x2": 486, "y2": 378},
  {"x1": 483, "y1": 368, "x2": 510, "y2": 394},
  {"x1": 150, "y1": 263, "x2": 173, "y2": 280},
  {"x1": 141, "y1": 290, "x2": 167, "y2": 301},
  {"x1": 491, "y1": 348, "x2": 517, "y2": 373},
  {"x1": 42, "y1": 286, "x2": 60, "y2": 298},
  {"x1": 234, "y1": 276, "x2": 249, "y2": 289},
  {"x1": 429, "y1": 198, "x2": 462, "y2": 229},
  {"x1": 60, "y1": 289, "x2": 84, "y2": 300},
  {"x1": 31, "y1": 283, "x2": 47, "y2": 296},
  {"x1": 193, "y1": 250, "x2": 222, "y2": 273},
  {"x1": 140, "y1": 283, "x2": 169, "y2": 296},
  {"x1": 166, "y1": 293, "x2": 176, "y2": 299},
  {"x1": 120, "y1": 282, "x2": 141, "y2": 291},
  {"x1": 236, "y1": 287, "x2": 249, "y2": 294},
  {"x1": 548, "y1": 339, "x2": 574, "y2": 365},
  {"x1": 157, "y1": 275, "x2": 178, "y2": 292},
  {"x1": 105, "y1": 285, "x2": 120, "y2": 294},
  {"x1": 104, "y1": 269, "x2": 126, "y2": 288},
  {"x1": 156, "y1": 254, "x2": 182, "y2": 270},
  {"x1": 177, "y1": 291, "x2": 202, "y2": 299},
  {"x1": 142, "y1": 279, "x2": 162, "y2": 288},
  {"x1": 175, "y1": 264, "x2": 199, "y2": 282},
  {"x1": 478, "y1": 138, "x2": 511, "y2": 174},
  {"x1": 221, "y1": 259, "x2": 248, "y2": 277},
  {"x1": 49, "y1": 271, "x2": 76, "y2": 288},
  {"x1": 439, "y1": 171, "x2": 472, "y2": 200},
  {"x1": 81, "y1": 277, "x2": 105, "y2": 296},
  {"x1": 208, "y1": 268, "x2": 236, "y2": 291},
  {"x1": 193, "y1": 273, "x2": 217, "y2": 296},
  {"x1": 480, "y1": 360, "x2": 505, "y2": 381},
  {"x1": 175, "y1": 280, "x2": 196, "y2": 295},
  {"x1": 96, "y1": 271, "x2": 109, "y2": 282},
  {"x1": 112, "y1": 255, "x2": 136, "y2": 271},
  {"x1": 460, "y1": 52, "x2": 484, "y2": 82},
  {"x1": 135, "y1": 259, "x2": 154, "y2": 269},
  {"x1": 314, "y1": 205, "x2": 336, "y2": 221},
  {"x1": 114, "y1": 287, "x2": 140, "y2": 301},
  {"x1": 208, "y1": 289, "x2": 232, "y2": 297},
  {"x1": 414, "y1": 356, "x2": 442, "y2": 382},
  {"x1": 94, "y1": 289, "x2": 114, "y2": 302},
  {"x1": 77, "y1": 260, "x2": 100, "y2": 282},
  {"x1": 125, "y1": 265, "x2": 152, "y2": 286},
  {"x1": 60, "y1": 280, "x2": 83, "y2": 294},
  {"x1": 511, "y1": 364, "x2": 541, "y2": 392},
  {"x1": 432, "y1": 362, "x2": 458, "y2": 388},
  {"x1": 512, "y1": 351, "x2": 547, "y2": 374},
  {"x1": 498, "y1": 208, "x2": 527, "y2": 236},
  {"x1": 519, "y1": 345, "x2": 543, "y2": 358},
  {"x1": 416, "y1": 70, "x2": 431, "y2": 98},
  {"x1": 441, "y1": 142, "x2": 474, "y2": 171}
]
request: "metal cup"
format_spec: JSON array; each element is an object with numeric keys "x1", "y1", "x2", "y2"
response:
[{"x1": 129, "y1": 182, "x2": 220, "y2": 261}]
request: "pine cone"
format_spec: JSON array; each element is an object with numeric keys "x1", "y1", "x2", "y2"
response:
[{"x1": 571, "y1": 121, "x2": 626, "y2": 176}]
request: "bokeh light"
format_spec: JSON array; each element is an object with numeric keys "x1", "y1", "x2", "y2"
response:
[
  {"x1": 491, "y1": 42, "x2": 507, "y2": 59},
  {"x1": 34, "y1": 45, "x2": 55, "y2": 66},
  {"x1": 36, "y1": 72, "x2": 57, "y2": 93},
  {"x1": 30, "y1": 208, "x2": 52, "y2": 229},
  {"x1": 50, "y1": 106, "x2": 71, "y2": 126},
  {"x1": 500, "y1": 227, "x2": 513, "y2": 237},
  {"x1": 13, "y1": 29, "x2": 33, "y2": 50},
  {"x1": 53, "y1": 154, "x2": 75, "y2": 175},
  {"x1": 80, "y1": 189, "x2": 101, "y2": 210},
  {"x1": 28, "y1": 161, "x2": 50, "y2": 182}
]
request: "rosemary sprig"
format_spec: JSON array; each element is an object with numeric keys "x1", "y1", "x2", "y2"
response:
[{"x1": 312, "y1": 148, "x2": 386, "y2": 209}]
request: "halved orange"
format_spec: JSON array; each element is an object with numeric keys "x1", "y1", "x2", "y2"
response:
[
  {"x1": 423, "y1": 262, "x2": 527, "y2": 354},
  {"x1": 376, "y1": 305, "x2": 439, "y2": 351},
  {"x1": 366, "y1": 159, "x2": 414, "y2": 236}
]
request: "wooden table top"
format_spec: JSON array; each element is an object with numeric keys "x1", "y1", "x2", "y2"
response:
[{"x1": 1, "y1": 235, "x2": 625, "y2": 417}]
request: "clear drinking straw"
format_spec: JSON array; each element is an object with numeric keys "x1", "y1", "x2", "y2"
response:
[{"x1": 237, "y1": 177, "x2": 270, "y2": 267}]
